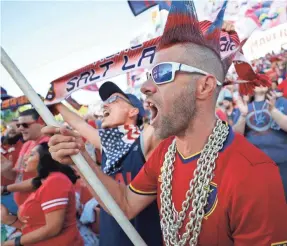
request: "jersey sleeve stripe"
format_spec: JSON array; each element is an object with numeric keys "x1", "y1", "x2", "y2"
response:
[
  {"x1": 129, "y1": 184, "x2": 157, "y2": 196},
  {"x1": 42, "y1": 201, "x2": 68, "y2": 210},
  {"x1": 41, "y1": 198, "x2": 69, "y2": 207}
]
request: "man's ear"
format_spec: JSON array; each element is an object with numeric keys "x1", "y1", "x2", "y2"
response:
[
  {"x1": 129, "y1": 107, "x2": 139, "y2": 118},
  {"x1": 196, "y1": 75, "x2": 217, "y2": 100}
]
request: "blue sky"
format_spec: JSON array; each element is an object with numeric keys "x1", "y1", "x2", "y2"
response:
[{"x1": 1, "y1": 0, "x2": 156, "y2": 104}]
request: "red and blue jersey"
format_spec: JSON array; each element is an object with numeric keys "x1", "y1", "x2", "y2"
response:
[
  {"x1": 19, "y1": 172, "x2": 83, "y2": 246},
  {"x1": 130, "y1": 127, "x2": 287, "y2": 245}
]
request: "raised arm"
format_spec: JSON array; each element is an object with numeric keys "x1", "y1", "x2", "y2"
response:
[
  {"x1": 55, "y1": 103, "x2": 101, "y2": 150},
  {"x1": 43, "y1": 126, "x2": 156, "y2": 220},
  {"x1": 1, "y1": 178, "x2": 34, "y2": 194},
  {"x1": 232, "y1": 97, "x2": 248, "y2": 134}
]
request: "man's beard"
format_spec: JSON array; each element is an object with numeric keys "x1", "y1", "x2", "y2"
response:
[
  {"x1": 6, "y1": 134, "x2": 22, "y2": 145},
  {"x1": 155, "y1": 85, "x2": 197, "y2": 139}
]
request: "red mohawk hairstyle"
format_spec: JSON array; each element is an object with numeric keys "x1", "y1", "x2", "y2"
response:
[
  {"x1": 158, "y1": 1, "x2": 205, "y2": 50},
  {"x1": 158, "y1": 0, "x2": 233, "y2": 75},
  {"x1": 157, "y1": 0, "x2": 271, "y2": 95},
  {"x1": 158, "y1": 1, "x2": 228, "y2": 53}
]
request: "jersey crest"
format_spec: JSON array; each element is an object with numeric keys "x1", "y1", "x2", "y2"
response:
[{"x1": 204, "y1": 182, "x2": 218, "y2": 219}]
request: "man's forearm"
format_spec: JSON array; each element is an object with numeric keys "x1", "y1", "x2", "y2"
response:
[
  {"x1": 74, "y1": 150, "x2": 131, "y2": 218},
  {"x1": 270, "y1": 108, "x2": 287, "y2": 132},
  {"x1": 56, "y1": 104, "x2": 101, "y2": 149},
  {"x1": 233, "y1": 116, "x2": 246, "y2": 134},
  {"x1": 7, "y1": 178, "x2": 34, "y2": 193}
]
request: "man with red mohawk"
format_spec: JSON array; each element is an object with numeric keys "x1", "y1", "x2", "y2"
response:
[{"x1": 45, "y1": 1, "x2": 287, "y2": 245}]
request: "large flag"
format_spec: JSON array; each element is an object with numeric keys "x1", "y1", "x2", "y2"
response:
[
  {"x1": 43, "y1": 20, "x2": 264, "y2": 105},
  {"x1": 128, "y1": 1, "x2": 171, "y2": 16}
]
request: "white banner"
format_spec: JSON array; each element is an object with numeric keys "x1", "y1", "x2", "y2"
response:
[{"x1": 243, "y1": 23, "x2": 287, "y2": 60}]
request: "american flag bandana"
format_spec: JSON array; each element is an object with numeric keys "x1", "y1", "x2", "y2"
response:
[{"x1": 99, "y1": 125, "x2": 140, "y2": 175}]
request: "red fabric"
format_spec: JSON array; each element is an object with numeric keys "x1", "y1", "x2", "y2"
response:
[
  {"x1": 130, "y1": 134, "x2": 287, "y2": 245},
  {"x1": 1, "y1": 141, "x2": 23, "y2": 186},
  {"x1": 216, "y1": 108, "x2": 227, "y2": 121},
  {"x1": 278, "y1": 79, "x2": 287, "y2": 98},
  {"x1": 18, "y1": 172, "x2": 83, "y2": 246},
  {"x1": 87, "y1": 120, "x2": 97, "y2": 129},
  {"x1": 13, "y1": 136, "x2": 50, "y2": 206}
]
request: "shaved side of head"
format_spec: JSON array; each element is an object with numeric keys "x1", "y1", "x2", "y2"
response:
[{"x1": 181, "y1": 43, "x2": 225, "y2": 83}]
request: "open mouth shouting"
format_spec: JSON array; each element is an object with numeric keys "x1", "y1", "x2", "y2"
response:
[{"x1": 146, "y1": 100, "x2": 159, "y2": 126}]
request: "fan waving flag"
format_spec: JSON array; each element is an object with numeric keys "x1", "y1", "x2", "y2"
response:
[{"x1": 128, "y1": 1, "x2": 171, "y2": 16}]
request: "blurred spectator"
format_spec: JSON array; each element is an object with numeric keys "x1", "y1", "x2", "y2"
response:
[
  {"x1": 1, "y1": 109, "x2": 49, "y2": 208},
  {"x1": 221, "y1": 96, "x2": 240, "y2": 126},
  {"x1": 2, "y1": 143, "x2": 84, "y2": 246},
  {"x1": 217, "y1": 84, "x2": 234, "y2": 104},
  {"x1": 233, "y1": 86, "x2": 287, "y2": 167},
  {"x1": 1, "y1": 119, "x2": 23, "y2": 186},
  {"x1": 1, "y1": 119, "x2": 24, "y2": 215},
  {"x1": 75, "y1": 180, "x2": 99, "y2": 245}
]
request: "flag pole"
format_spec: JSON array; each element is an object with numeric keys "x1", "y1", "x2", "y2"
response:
[{"x1": 1, "y1": 47, "x2": 147, "y2": 246}]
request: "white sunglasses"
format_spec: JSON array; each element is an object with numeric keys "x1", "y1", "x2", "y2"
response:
[{"x1": 147, "y1": 62, "x2": 222, "y2": 86}]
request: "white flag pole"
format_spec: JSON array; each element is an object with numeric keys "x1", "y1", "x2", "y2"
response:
[{"x1": 1, "y1": 47, "x2": 147, "y2": 246}]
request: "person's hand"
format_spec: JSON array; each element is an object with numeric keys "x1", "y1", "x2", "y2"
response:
[
  {"x1": 236, "y1": 96, "x2": 248, "y2": 117},
  {"x1": 266, "y1": 90, "x2": 277, "y2": 112},
  {"x1": 3, "y1": 240, "x2": 15, "y2": 246},
  {"x1": 42, "y1": 126, "x2": 85, "y2": 165},
  {"x1": 1, "y1": 154, "x2": 13, "y2": 172},
  {"x1": 1, "y1": 154, "x2": 12, "y2": 166},
  {"x1": 222, "y1": 21, "x2": 235, "y2": 33}
]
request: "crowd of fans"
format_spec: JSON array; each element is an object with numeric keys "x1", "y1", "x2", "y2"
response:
[{"x1": 1, "y1": 48, "x2": 287, "y2": 245}]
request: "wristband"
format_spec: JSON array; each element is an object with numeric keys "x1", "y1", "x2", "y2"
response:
[
  {"x1": 15, "y1": 236, "x2": 23, "y2": 246},
  {"x1": 2, "y1": 185, "x2": 11, "y2": 195}
]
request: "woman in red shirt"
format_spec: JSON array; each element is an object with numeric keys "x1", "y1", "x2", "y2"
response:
[{"x1": 2, "y1": 142, "x2": 83, "y2": 246}]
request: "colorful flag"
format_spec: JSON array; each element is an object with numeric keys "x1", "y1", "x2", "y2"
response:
[
  {"x1": 244, "y1": 0, "x2": 287, "y2": 30},
  {"x1": 128, "y1": 1, "x2": 171, "y2": 16}
]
